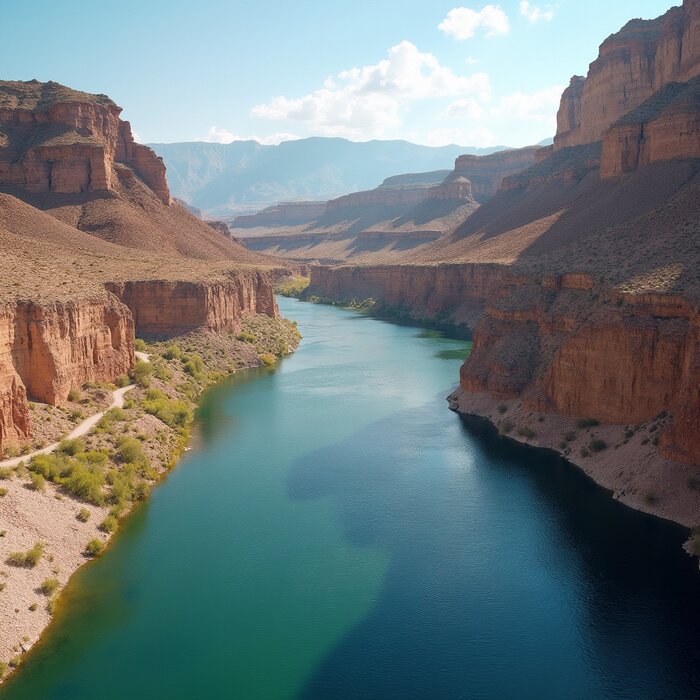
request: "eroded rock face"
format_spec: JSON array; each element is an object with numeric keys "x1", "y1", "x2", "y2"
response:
[
  {"x1": 0, "y1": 80, "x2": 171, "y2": 204},
  {"x1": 105, "y1": 274, "x2": 278, "y2": 337},
  {"x1": 452, "y1": 147, "x2": 541, "y2": 201},
  {"x1": 554, "y1": 0, "x2": 700, "y2": 150},
  {"x1": 0, "y1": 295, "x2": 134, "y2": 453},
  {"x1": 461, "y1": 280, "x2": 700, "y2": 466}
]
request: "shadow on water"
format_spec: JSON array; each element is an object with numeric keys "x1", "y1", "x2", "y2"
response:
[{"x1": 287, "y1": 400, "x2": 700, "y2": 700}]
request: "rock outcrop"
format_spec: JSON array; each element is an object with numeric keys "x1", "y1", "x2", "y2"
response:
[
  {"x1": 105, "y1": 274, "x2": 277, "y2": 337},
  {"x1": 0, "y1": 294, "x2": 134, "y2": 454},
  {"x1": 554, "y1": 0, "x2": 700, "y2": 150},
  {"x1": 0, "y1": 80, "x2": 170, "y2": 204},
  {"x1": 233, "y1": 201, "x2": 328, "y2": 228},
  {"x1": 451, "y1": 147, "x2": 541, "y2": 201},
  {"x1": 601, "y1": 76, "x2": 700, "y2": 178}
]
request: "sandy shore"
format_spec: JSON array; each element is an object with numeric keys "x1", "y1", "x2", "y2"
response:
[{"x1": 449, "y1": 389, "x2": 700, "y2": 531}]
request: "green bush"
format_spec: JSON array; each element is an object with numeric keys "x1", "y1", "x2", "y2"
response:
[
  {"x1": 276, "y1": 276, "x2": 310, "y2": 297},
  {"x1": 563, "y1": 431, "x2": 577, "y2": 442},
  {"x1": 517, "y1": 427, "x2": 536, "y2": 439},
  {"x1": 29, "y1": 472, "x2": 46, "y2": 491},
  {"x1": 58, "y1": 438, "x2": 85, "y2": 456},
  {"x1": 142, "y1": 391, "x2": 191, "y2": 428},
  {"x1": 99, "y1": 514, "x2": 118, "y2": 533},
  {"x1": 0, "y1": 487, "x2": 7, "y2": 497},
  {"x1": 85, "y1": 539, "x2": 104, "y2": 557},
  {"x1": 115, "y1": 374, "x2": 131, "y2": 388},
  {"x1": 130, "y1": 360, "x2": 153, "y2": 387},
  {"x1": 7, "y1": 542, "x2": 44, "y2": 568},
  {"x1": 499, "y1": 421, "x2": 514, "y2": 435},
  {"x1": 236, "y1": 331, "x2": 256, "y2": 343},
  {"x1": 76, "y1": 507, "x2": 91, "y2": 522},
  {"x1": 0, "y1": 467, "x2": 12, "y2": 479},
  {"x1": 29, "y1": 602, "x2": 38, "y2": 611},
  {"x1": 134, "y1": 339, "x2": 147, "y2": 352},
  {"x1": 40, "y1": 578, "x2": 59, "y2": 596},
  {"x1": 62, "y1": 464, "x2": 105, "y2": 505},
  {"x1": 259, "y1": 353, "x2": 276, "y2": 367},
  {"x1": 163, "y1": 345, "x2": 182, "y2": 360},
  {"x1": 580, "y1": 447, "x2": 590, "y2": 458},
  {"x1": 116, "y1": 437, "x2": 147, "y2": 466},
  {"x1": 497, "y1": 404, "x2": 508, "y2": 415},
  {"x1": 67, "y1": 387, "x2": 81, "y2": 402}
]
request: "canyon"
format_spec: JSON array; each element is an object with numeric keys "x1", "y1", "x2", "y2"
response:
[
  {"x1": 304, "y1": 0, "x2": 700, "y2": 529},
  {"x1": 0, "y1": 80, "x2": 285, "y2": 457}
]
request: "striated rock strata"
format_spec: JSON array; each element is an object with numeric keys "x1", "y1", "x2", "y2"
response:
[
  {"x1": 105, "y1": 274, "x2": 278, "y2": 337},
  {"x1": 0, "y1": 80, "x2": 170, "y2": 204},
  {"x1": 0, "y1": 295, "x2": 134, "y2": 454},
  {"x1": 555, "y1": 0, "x2": 700, "y2": 150}
]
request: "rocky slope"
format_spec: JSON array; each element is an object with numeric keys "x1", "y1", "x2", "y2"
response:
[
  {"x1": 0, "y1": 81, "x2": 286, "y2": 456},
  {"x1": 307, "y1": 1, "x2": 700, "y2": 529}
]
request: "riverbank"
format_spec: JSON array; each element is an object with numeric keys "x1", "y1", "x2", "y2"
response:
[
  {"x1": 449, "y1": 389, "x2": 700, "y2": 561},
  {"x1": 0, "y1": 314, "x2": 301, "y2": 682}
]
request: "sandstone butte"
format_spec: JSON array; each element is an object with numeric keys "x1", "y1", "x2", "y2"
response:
[
  {"x1": 0, "y1": 79, "x2": 290, "y2": 456},
  {"x1": 305, "y1": 0, "x2": 700, "y2": 530}
]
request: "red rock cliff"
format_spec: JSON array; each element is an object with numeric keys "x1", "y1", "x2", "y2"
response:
[
  {"x1": 0, "y1": 294, "x2": 134, "y2": 454},
  {"x1": 105, "y1": 273, "x2": 278, "y2": 337},
  {"x1": 554, "y1": 0, "x2": 700, "y2": 150},
  {"x1": 0, "y1": 80, "x2": 171, "y2": 204}
]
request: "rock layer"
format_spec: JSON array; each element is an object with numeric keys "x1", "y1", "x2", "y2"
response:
[
  {"x1": 555, "y1": 0, "x2": 700, "y2": 150},
  {"x1": 105, "y1": 274, "x2": 278, "y2": 337},
  {"x1": 0, "y1": 295, "x2": 134, "y2": 453},
  {"x1": 0, "y1": 80, "x2": 170, "y2": 204}
]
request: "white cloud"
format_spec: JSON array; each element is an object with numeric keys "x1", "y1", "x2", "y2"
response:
[
  {"x1": 519, "y1": 1, "x2": 555, "y2": 23},
  {"x1": 252, "y1": 41, "x2": 491, "y2": 140},
  {"x1": 442, "y1": 97, "x2": 484, "y2": 119},
  {"x1": 196, "y1": 126, "x2": 299, "y2": 145},
  {"x1": 438, "y1": 6, "x2": 510, "y2": 40},
  {"x1": 493, "y1": 85, "x2": 563, "y2": 122}
]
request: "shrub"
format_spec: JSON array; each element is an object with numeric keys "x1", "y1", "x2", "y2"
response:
[
  {"x1": 40, "y1": 578, "x2": 59, "y2": 596},
  {"x1": 62, "y1": 464, "x2": 105, "y2": 505},
  {"x1": 0, "y1": 467, "x2": 13, "y2": 479},
  {"x1": 116, "y1": 437, "x2": 147, "y2": 466},
  {"x1": 29, "y1": 602, "x2": 38, "y2": 611},
  {"x1": 134, "y1": 338, "x2": 147, "y2": 352},
  {"x1": 588, "y1": 439, "x2": 607, "y2": 453},
  {"x1": 7, "y1": 542, "x2": 44, "y2": 568},
  {"x1": 85, "y1": 539, "x2": 104, "y2": 557},
  {"x1": 142, "y1": 392, "x2": 191, "y2": 428},
  {"x1": 99, "y1": 514, "x2": 118, "y2": 533},
  {"x1": 497, "y1": 404, "x2": 507, "y2": 415},
  {"x1": 115, "y1": 374, "x2": 131, "y2": 388},
  {"x1": 259, "y1": 353, "x2": 276, "y2": 367},
  {"x1": 67, "y1": 387, "x2": 81, "y2": 402},
  {"x1": 651, "y1": 436, "x2": 659, "y2": 446},
  {"x1": 0, "y1": 661, "x2": 6, "y2": 676},
  {"x1": 76, "y1": 507, "x2": 91, "y2": 522},
  {"x1": 644, "y1": 492, "x2": 659, "y2": 505},
  {"x1": 8, "y1": 656, "x2": 21, "y2": 668},
  {"x1": 499, "y1": 421, "x2": 514, "y2": 435},
  {"x1": 559, "y1": 441, "x2": 568, "y2": 450},
  {"x1": 580, "y1": 447, "x2": 590, "y2": 458},
  {"x1": 0, "y1": 530, "x2": 6, "y2": 537},
  {"x1": 563, "y1": 431, "x2": 577, "y2": 442},
  {"x1": 58, "y1": 438, "x2": 85, "y2": 457},
  {"x1": 162, "y1": 345, "x2": 182, "y2": 360},
  {"x1": 517, "y1": 427, "x2": 536, "y2": 439},
  {"x1": 236, "y1": 331, "x2": 256, "y2": 343},
  {"x1": 576, "y1": 418, "x2": 600, "y2": 429},
  {"x1": 130, "y1": 360, "x2": 153, "y2": 387},
  {"x1": 29, "y1": 472, "x2": 45, "y2": 491}
]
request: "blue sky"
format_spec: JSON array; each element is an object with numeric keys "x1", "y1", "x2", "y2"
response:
[{"x1": 3, "y1": 0, "x2": 673, "y2": 147}]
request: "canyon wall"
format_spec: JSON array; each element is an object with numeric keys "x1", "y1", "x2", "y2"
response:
[
  {"x1": 105, "y1": 274, "x2": 278, "y2": 337},
  {"x1": 0, "y1": 80, "x2": 170, "y2": 203},
  {"x1": 0, "y1": 295, "x2": 134, "y2": 453},
  {"x1": 233, "y1": 201, "x2": 327, "y2": 228},
  {"x1": 555, "y1": 0, "x2": 700, "y2": 150},
  {"x1": 451, "y1": 147, "x2": 541, "y2": 201},
  {"x1": 309, "y1": 263, "x2": 511, "y2": 326}
]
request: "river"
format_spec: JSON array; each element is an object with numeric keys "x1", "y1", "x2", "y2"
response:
[{"x1": 2, "y1": 297, "x2": 699, "y2": 699}]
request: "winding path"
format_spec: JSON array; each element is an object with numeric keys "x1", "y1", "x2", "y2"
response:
[{"x1": 0, "y1": 351, "x2": 150, "y2": 468}]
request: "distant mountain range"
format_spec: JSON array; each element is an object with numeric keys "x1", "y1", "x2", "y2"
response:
[{"x1": 148, "y1": 137, "x2": 521, "y2": 217}]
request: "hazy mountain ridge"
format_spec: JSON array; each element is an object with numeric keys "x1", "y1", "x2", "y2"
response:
[{"x1": 149, "y1": 137, "x2": 508, "y2": 217}]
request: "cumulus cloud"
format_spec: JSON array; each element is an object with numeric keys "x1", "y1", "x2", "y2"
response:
[
  {"x1": 196, "y1": 126, "x2": 299, "y2": 145},
  {"x1": 519, "y1": 1, "x2": 555, "y2": 23},
  {"x1": 252, "y1": 41, "x2": 491, "y2": 139},
  {"x1": 493, "y1": 85, "x2": 563, "y2": 122},
  {"x1": 438, "y1": 5, "x2": 510, "y2": 40}
]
